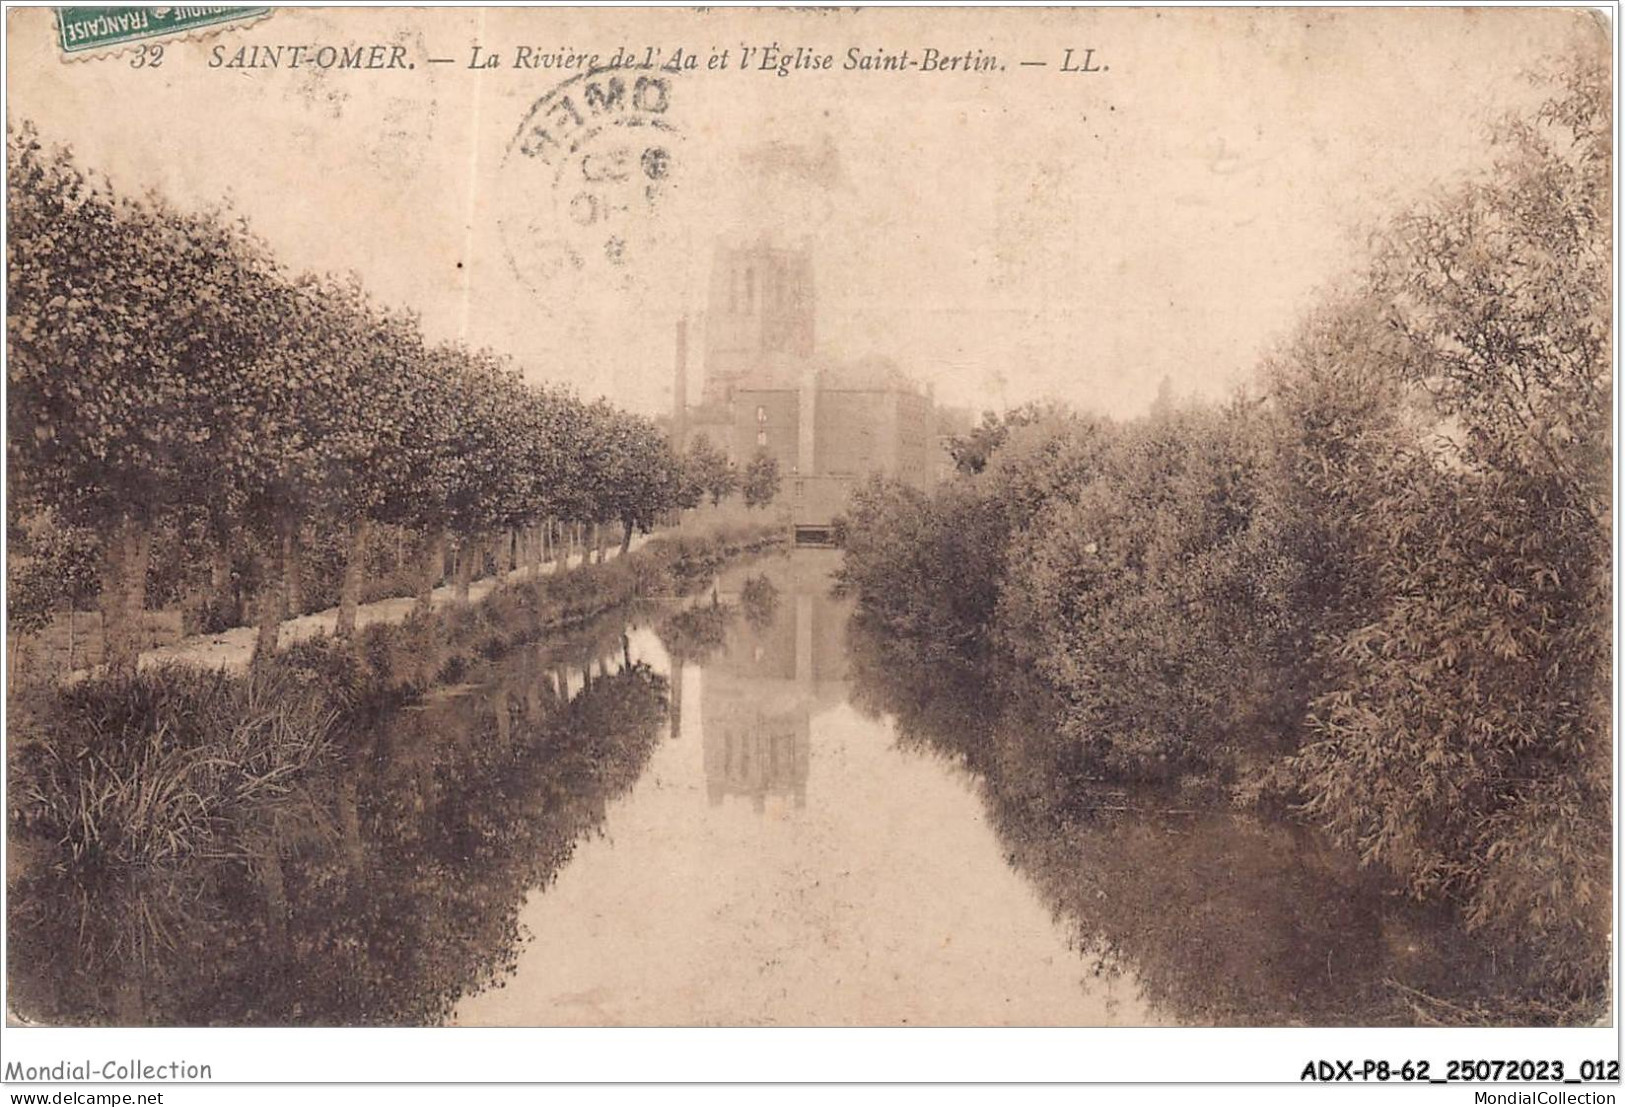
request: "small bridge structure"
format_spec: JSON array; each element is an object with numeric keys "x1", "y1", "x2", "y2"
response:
[
  {"x1": 792, "y1": 523, "x2": 838, "y2": 548},
  {"x1": 788, "y1": 474, "x2": 854, "y2": 549}
]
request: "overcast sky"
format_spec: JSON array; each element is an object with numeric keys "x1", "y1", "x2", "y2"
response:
[{"x1": 8, "y1": 6, "x2": 1605, "y2": 419}]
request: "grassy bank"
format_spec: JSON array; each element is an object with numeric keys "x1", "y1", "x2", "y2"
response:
[
  {"x1": 296, "y1": 520, "x2": 785, "y2": 706},
  {"x1": 7, "y1": 521, "x2": 784, "y2": 1024}
]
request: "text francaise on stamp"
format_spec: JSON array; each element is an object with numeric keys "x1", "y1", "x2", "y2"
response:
[{"x1": 55, "y1": 6, "x2": 271, "y2": 59}]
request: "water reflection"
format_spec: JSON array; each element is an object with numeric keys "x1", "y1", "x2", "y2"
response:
[
  {"x1": 14, "y1": 549, "x2": 1494, "y2": 1027},
  {"x1": 9, "y1": 614, "x2": 670, "y2": 1026},
  {"x1": 700, "y1": 570, "x2": 845, "y2": 812},
  {"x1": 846, "y1": 616, "x2": 1522, "y2": 1027},
  {"x1": 458, "y1": 550, "x2": 1149, "y2": 1026}
]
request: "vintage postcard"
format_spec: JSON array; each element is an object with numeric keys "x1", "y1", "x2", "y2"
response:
[{"x1": 2, "y1": 0, "x2": 1615, "y2": 1081}]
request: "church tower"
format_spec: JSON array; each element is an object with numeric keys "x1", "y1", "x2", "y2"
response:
[{"x1": 701, "y1": 241, "x2": 815, "y2": 404}]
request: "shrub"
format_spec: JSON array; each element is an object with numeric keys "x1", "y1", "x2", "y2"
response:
[
  {"x1": 1279, "y1": 55, "x2": 1611, "y2": 995},
  {"x1": 8, "y1": 664, "x2": 338, "y2": 998},
  {"x1": 836, "y1": 476, "x2": 1009, "y2": 663},
  {"x1": 835, "y1": 54, "x2": 1611, "y2": 1007},
  {"x1": 1002, "y1": 405, "x2": 1298, "y2": 783}
]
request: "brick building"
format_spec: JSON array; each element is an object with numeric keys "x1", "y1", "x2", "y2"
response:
[{"x1": 674, "y1": 241, "x2": 943, "y2": 534}]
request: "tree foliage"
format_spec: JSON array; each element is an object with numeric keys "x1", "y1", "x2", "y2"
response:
[
  {"x1": 741, "y1": 451, "x2": 781, "y2": 509},
  {"x1": 683, "y1": 435, "x2": 737, "y2": 507},
  {"x1": 7, "y1": 120, "x2": 688, "y2": 670},
  {"x1": 1281, "y1": 54, "x2": 1611, "y2": 991},
  {"x1": 837, "y1": 55, "x2": 1611, "y2": 999}
]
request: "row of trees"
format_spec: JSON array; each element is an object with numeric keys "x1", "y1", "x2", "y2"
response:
[
  {"x1": 8, "y1": 123, "x2": 779, "y2": 676},
  {"x1": 680, "y1": 434, "x2": 782, "y2": 510},
  {"x1": 839, "y1": 54, "x2": 1610, "y2": 1000}
]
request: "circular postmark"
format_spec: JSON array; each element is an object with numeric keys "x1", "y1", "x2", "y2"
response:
[{"x1": 498, "y1": 65, "x2": 683, "y2": 295}]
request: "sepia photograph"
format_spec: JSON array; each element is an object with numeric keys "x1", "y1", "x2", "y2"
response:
[{"x1": 0, "y1": 0, "x2": 1616, "y2": 1087}]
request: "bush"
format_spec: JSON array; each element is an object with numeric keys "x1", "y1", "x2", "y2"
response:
[
  {"x1": 835, "y1": 54, "x2": 1611, "y2": 1008},
  {"x1": 1002, "y1": 405, "x2": 1299, "y2": 784},
  {"x1": 8, "y1": 664, "x2": 339, "y2": 1002},
  {"x1": 6, "y1": 508, "x2": 775, "y2": 1024},
  {"x1": 836, "y1": 476, "x2": 1009, "y2": 664},
  {"x1": 1277, "y1": 56, "x2": 1611, "y2": 995}
]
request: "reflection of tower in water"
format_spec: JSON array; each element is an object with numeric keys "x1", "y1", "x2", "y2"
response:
[{"x1": 700, "y1": 570, "x2": 848, "y2": 812}]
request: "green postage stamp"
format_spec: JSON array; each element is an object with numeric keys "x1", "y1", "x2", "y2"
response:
[{"x1": 55, "y1": 6, "x2": 270, "y2": 57}]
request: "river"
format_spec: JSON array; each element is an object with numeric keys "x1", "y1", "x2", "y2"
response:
[
  {"x1": 10, "y1": 547, "x2": 1493, "y2": 1027},
  {"x1": 455, "y1": 549, "x2": 1158, "y2": 1026},
  {"x1": 450, "y1": 549, "x2": 1485, "y2": 1027}
]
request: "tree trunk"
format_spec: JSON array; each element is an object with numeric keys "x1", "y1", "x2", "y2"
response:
[
  {"x1": 100, "y1": 516, "x2": 153, "y2": 678},
  {"x1": 455, "y1": 536, "x2": 474, "y2": 603},
  {"x1": 670, "y1": 657, "x2": 685, "y2": 739},
  {"x1": 253, "y1": 535, "x2": 286, "y2": 662},
  {"x1": 492, "y1": 531, "x2": 509, "y2": 580},
  {"x1": 415, "y1": 526, "x2": 443, "y2": 612},
  {"x1": 209, "y1": 530, "x2": 234, "y2": 625},
  {"x1": 282, "y1": 521, "x2": 303, "y2": 618},
  {"x1": 336, "y1": 517, "x2": 370, "y2": 638},
  {"x1": 620, "y1": 519, "x2": 634, "y2": 556},
  {"x1": 124, "y1": 520, "x2": 152, "y2": 663},
  {"x1": 595, "y1": 522, "x2": 607, "y2": 564},
  {"x1": 65, "y1": 604, "x2": 76, "y2": 674}
]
